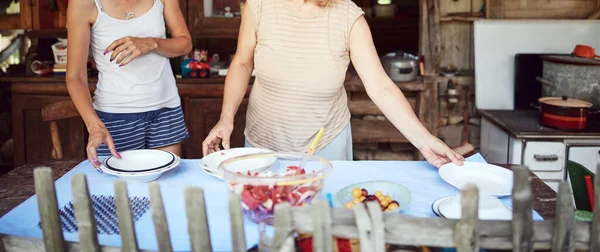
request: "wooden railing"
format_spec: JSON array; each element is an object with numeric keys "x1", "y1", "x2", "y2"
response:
[{"x1": 1, "y1": 165, "x2": 598, "y2": 251}]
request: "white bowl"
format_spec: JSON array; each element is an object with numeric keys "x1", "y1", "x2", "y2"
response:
[
  {"x1": 100, "y1": 150, "x2": 181, "y2": 182},
  {"x1": 437, "y1": 194, "x2": 512, "y2": 220},
  {"x1": 439, "y1": 162, "x2": 514, "y2": 196}
]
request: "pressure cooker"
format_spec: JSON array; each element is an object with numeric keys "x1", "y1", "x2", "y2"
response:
[{"x1": 381, "y1": 51, "x2": 419, "y2": 82}]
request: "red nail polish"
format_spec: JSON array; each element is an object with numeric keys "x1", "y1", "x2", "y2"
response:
[
  {"x1": 103, "y1": 50, "x2": 108, "y2": 55},
  {"x1": 92, "y1": 158, "x2": 99, "y2": 165},
  {"x1": 117, "y1": 153, "x2": 122, "y2": 159},
  {"x1": 119, "y1": 63, "x2": 124, "y2": 67}
]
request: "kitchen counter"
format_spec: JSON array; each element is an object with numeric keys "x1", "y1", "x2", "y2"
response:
[
  {"x1": 0, "y1": 158, "x2": 558, "y2": 219},
  {"x1": 479, "y1": 109, "x2": 600, "y2": 139}
]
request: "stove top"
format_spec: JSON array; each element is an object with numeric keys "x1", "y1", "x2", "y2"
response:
[{"x1": 479, "y1": 110, "x2": 600, "y2": 139}]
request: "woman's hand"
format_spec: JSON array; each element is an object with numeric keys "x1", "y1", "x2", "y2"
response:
[
  {"x1": 104, "y1": 36, "x2": 158, "y2": 67},
  {"x1": 202, "y1": 119, "x2": 234, "y2": 156},
  {"x1": 86, "y1": 124, "x2": 120, "y2": 170},
  {"x1": 418, "y1": 135, "x2": 464, "y2": 168}
]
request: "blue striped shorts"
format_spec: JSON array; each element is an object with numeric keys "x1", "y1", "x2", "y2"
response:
[{"x1": 95, "y1": 106, "x2": 189, "y2": 156}]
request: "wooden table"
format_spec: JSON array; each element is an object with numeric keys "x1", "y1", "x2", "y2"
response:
[{"x1": 0, "y1": 160, "x2": 558, "y2": 219}]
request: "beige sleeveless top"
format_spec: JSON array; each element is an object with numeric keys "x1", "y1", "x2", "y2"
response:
[{"x1": 244, "y1": 0, "x2": 364, "y2": 152}]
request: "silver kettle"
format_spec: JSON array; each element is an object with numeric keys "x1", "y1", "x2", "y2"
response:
[{"x1": 381, "y1": 51, "x2": 419, "y2": 82}]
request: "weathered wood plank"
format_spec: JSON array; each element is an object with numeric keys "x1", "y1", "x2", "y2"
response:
[
  {"x1": 0, "y1": 235, "x2": 157, "y2": 252},
  {"x1": 590, "y1": 164, "x2": 600, "y2": 252},
  {"x1": 228, "y1": 193, "x2": 247, "y2": 252},
  {"x1": 552, "y1": 182, "x2": 575, "y2": 252},
  {"x1": 273, "y1": 203, "x2": 296, "y2": 252},
  {"x1": 366, "y1": 202, "x2": 385, "y2": 252},
  {"x1": 184, "y1": 187, "x2": 212, "y2": 252},
  {"x1": 512, "y1": 167, "x2": 533, "y2": 252},
  {"x1": 353, "y1": 202, "x2": 373, "y2": 251},
  {"x1": 311, "y1": 200, "x2": 332, "y2": 252},
  {"x1": 149, "y1": 182, "x2": 173, "y2": 252},
  {"x1": 454, "y1": 184, "x2": 479, "y2": 252},
  {"x1": 34, "y1": 167, "x2": 66, "y2": 252},
  {"x1": 114, "y1": 180, "x2": 138, "y2": 252},
  {"x1": 351, "y1": 119, "x2": 409, "y2": 144},
  {"x1": 71, "y1": 174, "x2": 100, "y2": 252},
  {"x1": 486, "y1": 0, "x2": 505, "y2": 18}
]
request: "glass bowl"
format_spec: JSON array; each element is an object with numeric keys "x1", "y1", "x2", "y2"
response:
[{"x1": 219, "y1": 152, "x2": 333, "y2": 224}]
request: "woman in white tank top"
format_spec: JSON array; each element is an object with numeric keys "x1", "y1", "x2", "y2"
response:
[{"x1": 66, "y1": 0, "x2": 192, "y2": 170}]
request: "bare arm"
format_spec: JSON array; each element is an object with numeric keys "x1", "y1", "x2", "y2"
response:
[
  {"x1": 65, "y1": 0, "x2": 119, "y2": 167},
  {"x1": 202, "y1": 3, "x2": 256, "y2": 155},
  {"x1": 107, "y1": 0, "x2": 192, "y2": 65},
  {"x1": 349, "y1": 16, "x2": 463, "y2": 167},
  {"x1": 349, "y1": 17, "x2": 429, "y2": 149},
  {"x1": 221, "y1": 3, "x2": 257, "y2": 123}
]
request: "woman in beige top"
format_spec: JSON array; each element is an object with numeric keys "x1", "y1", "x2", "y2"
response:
[{"x1": 203, "y1": 0, "x2": 464, "y2": 167}]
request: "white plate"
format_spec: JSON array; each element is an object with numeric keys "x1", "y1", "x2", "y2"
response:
[
  {"x1": 437, "y1": 194, "x2": 512, "y2": 220},
  {"x1": 104, "y1": 149, "x2": 175, "y2": 173},
  {"x1": 439, "y1": 162, "x2": 514, "y2": 196},
  {"x1": 200, "y1": 147, "x2": 274, "y2": 171},
  {"x1": 431, "y1": 196, "x2": 452, "y2": 217},
  {"x1": 201, "y1": 165, "x2": 224, "y2": 180}
]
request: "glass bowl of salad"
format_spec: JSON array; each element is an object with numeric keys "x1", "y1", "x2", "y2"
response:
[{"x1": 219, "y1": 152, "x2": 333, "y2": 224}]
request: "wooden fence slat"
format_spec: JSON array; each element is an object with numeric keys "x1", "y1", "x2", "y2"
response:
[
  {"x1": 311, "y1": 200, "x2": 332, "y2": 252},
  {"x1": 454, "y1": 184, "x2": 479, "y2": 252},
  {"x1": 71, "y1": 174, "x2": 100, "y2": 252},
  {"x1": 184, "y1": 187, "x2": 212, "y2": 252},
  {"x1": 591, "y1": 164, "x2": 600, "y2": 252},
  {"x1": 114, "y1": 180, "x2": 139, "y2": 252},
  {"x1": 273, "y1": 203, "x2": 296, "y2": 252},
  {"x1": 149, "y1": 182, "x2": 173, "y2": 252},
  {"x1": 512, "y1": 166, "x2": 533, "y2": 252},
  {"x1": 552, "y1": 182, "x2": 575, "y2": 252},
  {"x1": 366, "y1": 201, "x2": 386, "y2": 252},
  {"x1": 34, "y1": 167, "x2": 66, "y2": 252},
  {"x1": 353, "y1": 202, "x2": 374, "y2": 251},
  {"x1": 228, "y1": 193, "x2": 247, "y2": 252}
]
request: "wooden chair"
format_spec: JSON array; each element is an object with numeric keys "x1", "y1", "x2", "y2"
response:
[{"x1": 41, "y1": 100, "x2": 80, "y2": 159}]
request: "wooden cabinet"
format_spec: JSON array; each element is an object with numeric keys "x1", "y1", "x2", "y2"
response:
[
  {"x1": 0, "y1": 0, "x2": 33, "y2": 29},
  {"x1": 187, "y1": 0, "x2": 243, "y2": 37},
  {"x1": 182, "y1": 98, "x2": 248, "y2": 159}
]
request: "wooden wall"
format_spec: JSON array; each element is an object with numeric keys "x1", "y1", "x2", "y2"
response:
[{"x1": 487, "y1": 0, "x2": 599, "y2": 19}]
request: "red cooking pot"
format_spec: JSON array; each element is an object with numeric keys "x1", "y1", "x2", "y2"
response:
[
  {"x1": 573, "y1": 44, "x2": 600, "y2": 59},
  {"x1": 537, "y1": 96, "x2": 595, "y2": 131}
]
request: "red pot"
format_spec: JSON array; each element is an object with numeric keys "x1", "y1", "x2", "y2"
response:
[
  {"x1": 573, "y1": 44, "x2": 600, "y2": 59},
  {"x1": 538, "y1": 96, "x2": 594, "y2": 130}
]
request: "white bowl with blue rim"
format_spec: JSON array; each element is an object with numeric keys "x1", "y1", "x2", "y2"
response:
[
  {"x1": 100, "y1": 149, "x2": 180, "y2": 182},
  {"x1": 334, "y1": 180, "x2": 412, "y2": 212}
]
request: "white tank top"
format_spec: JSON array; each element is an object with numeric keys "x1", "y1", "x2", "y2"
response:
[{"x1": 90, "y1": 0, "x2": 180, "y2": 113}]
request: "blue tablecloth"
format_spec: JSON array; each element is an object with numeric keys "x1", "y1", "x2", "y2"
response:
[{"x1": 0, "y1": 154, "x2": 542, "y2": 251}]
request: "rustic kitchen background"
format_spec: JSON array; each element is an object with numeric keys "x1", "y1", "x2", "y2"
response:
[{"x1": 0, "y1": 0, "x2": 598, "y2": 173}]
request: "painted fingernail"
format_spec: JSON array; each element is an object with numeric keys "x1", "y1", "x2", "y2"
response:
[
  {"x1": 92, "y1": 158, "x2": 100, "y2": 165},
  {"x1": 110, "y1": 58, "x2": 113, "y2": 62},
  {"x1": 117, "y1": 153, "x2": 122, "y2": 159},
  {"x1": 103, "y1": 50, "x2": 108, "y2": 55},
  {"x1": 119, "y1": 63, "x2": 124, "y2": 67},
  {"x1": 96, "y1": 167, "x2": 103, "y2": 173}
]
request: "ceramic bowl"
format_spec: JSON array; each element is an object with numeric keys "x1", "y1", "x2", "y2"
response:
[
  {"x1": 437, "y1": 193, "x2": 512, "y2": 220},
  {"x1": 100, "y1": 149, "x2": 181, "y2": 182},
  {"x1": 334, "y1": 180, "x2": 412, "y2": 212}
]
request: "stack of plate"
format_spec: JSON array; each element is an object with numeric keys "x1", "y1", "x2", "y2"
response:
[
  {"x1": 100, "y1": 149, "x2": 180, "y2": 183},
  {"x1": 199, "y1": 147, "x2": 275, "y2": 180},
  {"x1": 434, "y1": 161, "x2": 514, "y2": 220}
]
